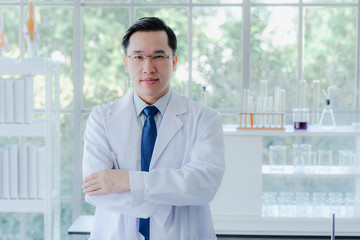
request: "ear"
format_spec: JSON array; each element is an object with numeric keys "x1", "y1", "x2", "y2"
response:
[
  {"x1": 172, "y1": 54, "x2": 178, "y2": 72},
  {"x1": 124, "y1": 56, "x2": 129, "y2": 73}
]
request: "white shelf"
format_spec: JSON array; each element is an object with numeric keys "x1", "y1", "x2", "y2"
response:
[
  {"x1": 224, "y1": 125, "x2": 360, "y2": 137},
  {"x1": 262, "y1": 165, "x2": 360, "y2": 177},
  {"x1": 213, "y1": 215, "x2": 360, "y2": 236},
  {"x1": 0, "y1": 122, "x2": 45, "y2": 136},
  {"x1": 0, "y1": 58, "x2": 50, "y2": 75},
  {"x1": 0, "y1": 199, "x2": 44, "y2": 212}
]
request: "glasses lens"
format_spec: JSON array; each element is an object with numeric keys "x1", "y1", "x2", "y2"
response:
[
  {"x1": 129, "y1": 54, "x2": 170, "y2": 65},
  {"x1": 151, "y1": 54, "x2": 167, "y2": 63}
]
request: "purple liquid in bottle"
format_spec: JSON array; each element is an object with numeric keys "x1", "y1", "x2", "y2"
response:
[{"x1": 294, "y1": 122, "x2": 308, "y2": 130}]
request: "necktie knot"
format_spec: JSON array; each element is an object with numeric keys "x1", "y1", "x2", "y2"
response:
[{"x1": 143, "y1": 105, "x2": 159, "y2": 117}]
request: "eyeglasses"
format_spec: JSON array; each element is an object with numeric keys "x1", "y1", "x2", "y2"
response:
[{"x1": 127, "y1": 54, "x2": 173, "y2": 65}]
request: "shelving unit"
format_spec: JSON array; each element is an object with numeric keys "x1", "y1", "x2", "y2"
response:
[
  {"x1": 210, "y1": 125, "x2": 360, "y2": 237},
  {"x1": 0, "y1": 59, "x2": 60, "y2": 240}
]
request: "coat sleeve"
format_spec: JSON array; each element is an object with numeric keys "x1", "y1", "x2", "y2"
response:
[
  {"x1": 129, "y1": 107, "x2": 225, "y2": 207},
  {"x1": 82, "y1": 107, "x2": 171, "y2": 225}
]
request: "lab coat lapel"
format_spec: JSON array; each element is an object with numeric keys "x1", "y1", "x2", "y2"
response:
[
  {"x1": 150, "y1": 91, "x2": 186, "y2": 168},
  {"x1": 106, "y1": 89, "x2": 142, "y2": 170}
]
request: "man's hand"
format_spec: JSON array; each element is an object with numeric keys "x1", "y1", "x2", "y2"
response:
[{"x1": 82, "y1": 169, "x2": 130, "y2": 196}]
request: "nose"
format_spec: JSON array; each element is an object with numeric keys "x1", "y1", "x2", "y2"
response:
[{"x1": 142, "y1": 57, "x2": 155, "y2": 73}]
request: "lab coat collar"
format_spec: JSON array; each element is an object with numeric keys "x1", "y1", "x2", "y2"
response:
[{"x1": 108, "y1": 89, "x2": 135, "y2": 116}]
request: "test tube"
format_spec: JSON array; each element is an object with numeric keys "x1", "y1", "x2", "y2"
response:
[
  {"x1": 274, "y1": 87, "x2": 280, "y2": 127},
  {"x1": 312, "y1": 80, "x2": 320, "y2": 126},
  {"x1": 261, "y1": 79, "x2": 268, "y2": 98},
  {"x1": 268, "y1": 96, "x2": 274, "y2": 128},
  {"x1": 256, "y1": 96, "x2": 263, "y2": 128},
  {"x1": 279, "y1": 89, "x2": 286, "y2": 128},
  {"x1": 298, "y1": 80, "x2": 307, "y2": 109},
  {"x1": 263, "y1": 96, "x2": 268, "y2": 128},
  {"x1": 248, "y1": 96, "x2": 254, "y2": 128},
  {"x1": 242, "y1": 89, "x2": 250, "y2": 128}
]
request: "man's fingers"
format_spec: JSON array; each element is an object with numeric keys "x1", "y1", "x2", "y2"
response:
[
  {"x1": 82, "y1": 177, "x2": 99, "y2": 189},
  {"x1": 83, "y1": 171, "x2": 100, "y2": 183},
  {"x1": 86, "y1": 188, "x2": 104, "y2": 196},
  {"x1": 83, "y1": 183, "x2": 101, "y2": 193}
]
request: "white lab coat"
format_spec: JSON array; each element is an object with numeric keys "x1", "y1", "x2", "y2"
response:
[{"x1": 83, "y1": 89, "x2": 225, "y2": 240}]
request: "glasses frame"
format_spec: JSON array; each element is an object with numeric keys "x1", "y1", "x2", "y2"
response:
[{"x1": 127, "y1": 54, "x2": 174, "y2": 65}]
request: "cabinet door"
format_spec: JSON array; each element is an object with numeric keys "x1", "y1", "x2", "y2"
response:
[{"x1": 211, "y1": 135, "x2": 263, "y2": 217}]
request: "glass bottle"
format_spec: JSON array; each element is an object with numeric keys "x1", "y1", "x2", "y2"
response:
[
  {"x1": 319, "y1": 99, "x2": 336, "y2": 129},
  {"x1": 201, "y1": 86, "x2": 207, "y2": 105}
]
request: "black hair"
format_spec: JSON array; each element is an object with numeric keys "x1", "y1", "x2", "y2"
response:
[{"x1": 122, "y1": 17, "x2": 177, "y2": 55}]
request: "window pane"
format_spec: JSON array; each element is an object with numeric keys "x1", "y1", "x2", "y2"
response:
[
  {"x1": 0, "y1": 213, "x2": 44, "y2": 238},
  {"x1": 83, "y1": 199, "x2": 96, "y2": 215},
  {"x1": 0, "y1": 213, "x2": 20, "y2": 238},
  {"x1": 33, "y1": 75, "x2": 46, "y2": 110},
  {"x1": 26, "y1": 213, "x2": 44, "y2": 238},
  {"x1": 83, "y1": 8, "x2": 130, "y2": 109},
  {"x1": 136, "y1": 7, "x2": 188, "y2": 96},
  {"x1": 263, "y1": 176, "x2": 355, "y2": 194},
  {"x1": 303, "y1": 7, "x2": 356, "y2": 114},
  {"x1": 60, "y1": 202, "x2": 74, "y2": 240},
  {"x1": 250, "y1": 7, "x2": 298, "y2": 110},
  {"x1": 0, "y1": 7, "x2": 20, "y2": 59},
  {"x1": 193, "y1": 7, "x2": 242, "y2": 110},
  {"x1": 36, "y1": 7, "x2": 74, "y2": 109}
]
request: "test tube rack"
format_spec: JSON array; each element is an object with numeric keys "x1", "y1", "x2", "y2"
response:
[{"x1": 237, "y1": 112, "x2": 285, "y2": 130}]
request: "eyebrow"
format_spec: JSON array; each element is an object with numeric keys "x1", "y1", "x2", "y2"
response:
[{"x1": 130, "y1": 50, "x2": 167, "y2": 55}]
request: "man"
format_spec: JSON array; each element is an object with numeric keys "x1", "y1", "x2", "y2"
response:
[{"x1": 82, "y1": 17, "x2": 225, "y2": 240}]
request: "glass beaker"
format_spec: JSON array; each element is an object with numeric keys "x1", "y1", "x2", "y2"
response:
[
  {"x1": 328, "y1": 192, "x2": 344, "y2": 217},
  {"x1": 311, "y1": 192, "x2": 327, "y2": 217},
  {"x1": 318, "y1": 150, "x2": 333, "y2": 173},
  {"x1": 262, "y1": 192, "x2": 278, "y2": 217},
  {"x1": 293, "y1": 108, "x2": 309, "y2": 130},
  {"x1": 277, "y1": 192, "x2": 295, "y2": 217},
  {"x1": 339, "y1": 150, "x2": 355, "y2": 173},
  {"x1": 295, "y1": 192, "x2": 310, "y2": 217},
  {"x1": 269, "y1": 145, "x2": 286, "y2": 173},
  {"x1": 293, "y1": 144, "x2": 311, "y2": 173}
]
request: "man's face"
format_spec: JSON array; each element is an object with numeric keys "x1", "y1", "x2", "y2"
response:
[{"x1": 124, "y1": 31, "x2": 178, "y2": 105}]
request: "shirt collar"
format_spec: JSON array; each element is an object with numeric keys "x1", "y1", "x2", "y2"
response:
[{"x1": 134, "y1": 88, "x2": 172, "y2": 117}]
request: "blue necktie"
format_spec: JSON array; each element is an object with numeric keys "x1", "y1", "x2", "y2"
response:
[{"x1": 139, "y1": 106, "x2": 158, "y2": 240}]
